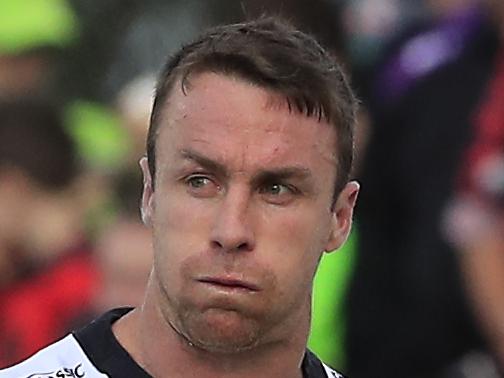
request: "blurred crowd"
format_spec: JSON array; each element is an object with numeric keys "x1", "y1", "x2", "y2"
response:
[{"x1": 0, "y1": 0, "x2": 503, "y2": 377}]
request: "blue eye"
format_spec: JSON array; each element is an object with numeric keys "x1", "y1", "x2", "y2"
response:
[
  {"x1": 185, "y1": 175, "x2": 220, "y2": 198},
  {"x1": 187, "y1": 176, "x2": 211, "y2": 188},
  {"x1": 259, "y1": 182, "x2": 300, "y2": 205},
  {"x1": 263, "y1": 183, "x2": 289, "y2": 195}
]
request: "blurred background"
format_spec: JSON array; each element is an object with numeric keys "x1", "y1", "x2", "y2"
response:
[{"x1": 0, "y1": 0, "x2": 503, "y2": 377}]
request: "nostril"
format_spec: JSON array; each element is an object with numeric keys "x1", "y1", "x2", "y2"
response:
[
  {"x1": 211, "y1": 240, "x2": 223, "y2": 249},
  {"x1": 236, "y1": 242, "x2": 250, "y2": 251}
]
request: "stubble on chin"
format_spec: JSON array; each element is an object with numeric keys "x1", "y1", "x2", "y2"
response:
[{"x1": 177, "y1": 307, "x2": 263, "y2": 353}]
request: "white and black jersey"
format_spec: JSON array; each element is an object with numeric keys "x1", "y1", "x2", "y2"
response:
[{"x1": 0, "y1": 308, "x2": 347, "y2": 378}]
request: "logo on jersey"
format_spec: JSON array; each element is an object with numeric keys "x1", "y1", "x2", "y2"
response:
[
  {"x1": 328, "y1": 370, "x2": 344, "y2": 378},
  {"x1": 323, "y1": 364, "x2": 345, "y2": 378},
  {"x1": 25, "y1": 363, "x2": 85, "y2": 378}
]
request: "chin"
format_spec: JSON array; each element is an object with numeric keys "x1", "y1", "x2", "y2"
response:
[{"x1": 181, "y1": 308, "x2": 264, "y2": 353}]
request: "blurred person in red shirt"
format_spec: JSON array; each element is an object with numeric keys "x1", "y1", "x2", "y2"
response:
[{"x1": 0, "y1": 99, "x2": 97, "y2": 367}]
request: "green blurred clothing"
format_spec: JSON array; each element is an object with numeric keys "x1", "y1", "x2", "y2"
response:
[
  {"x1": 0, "y1": 0, "x2": 78, "y2": 54},
  {"x1": 309, "y1": 228, "x2": 357, "y2": 369}
]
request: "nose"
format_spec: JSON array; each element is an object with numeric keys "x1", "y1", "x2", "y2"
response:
[{"x1": 210, "y1": 187, "x2": 255, "y2": 253}]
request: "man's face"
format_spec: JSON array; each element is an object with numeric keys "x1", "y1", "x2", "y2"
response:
[{"x1": 141, "y1": 72, "x2": 358, "y2": 353}]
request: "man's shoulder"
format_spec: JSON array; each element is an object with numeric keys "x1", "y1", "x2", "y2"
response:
[{"x1": 0, "y1": 334, "x2": 107, "y2": 378}]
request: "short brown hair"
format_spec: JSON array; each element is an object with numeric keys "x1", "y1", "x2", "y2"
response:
[{"x1": 147, "y1": 17, "x2": 357, "y2": 197}]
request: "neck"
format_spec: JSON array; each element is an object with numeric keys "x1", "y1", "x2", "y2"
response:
[{"x1": 113, "y1": 279, "x2": 309, "y2": 378}]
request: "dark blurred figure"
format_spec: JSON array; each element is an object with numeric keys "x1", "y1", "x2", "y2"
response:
[
  {"x1": 0, "y1": 99, "x2": 97, "y2": 367},
  {"x1": 347, "y1": 0, "x2": 502, "y2": 377},
  {"x1": 444, "y1": 0, "x2": 504, "y2": 374}
]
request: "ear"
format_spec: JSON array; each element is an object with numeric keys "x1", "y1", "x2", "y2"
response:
[
  {"x1": 139, "y1": 157, "x2": 154, "y2": 227},
  {"x1": 324, "y1": 181, "x2": 359, "y2": 252}
]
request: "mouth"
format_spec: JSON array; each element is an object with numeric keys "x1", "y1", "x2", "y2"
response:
[{"x1": 197, "y1": 276, "x2": 260, "y2": 292}]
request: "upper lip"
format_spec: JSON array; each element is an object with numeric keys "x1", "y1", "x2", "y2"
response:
[{"x1": 197, "y1": 276, "x2": 260, "y2": 291}]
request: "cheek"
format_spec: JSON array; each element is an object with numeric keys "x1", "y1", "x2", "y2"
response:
[
  {"x1": 262, "y1": 203, "x2": 331, "y2": 250},
  {"x1": 153, "y1": 188, "x2": 214, "y2": 242},
  {"x1": 151, "y1": 191, "x2": 215, "y2": 285},
  {"x1": 257, "y1": 207, "x2": 331, "y2": 288}
]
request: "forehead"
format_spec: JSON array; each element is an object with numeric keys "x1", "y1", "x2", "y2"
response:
[{"x1": 156, "y1": 72, "x2": 337, "y2": 173}]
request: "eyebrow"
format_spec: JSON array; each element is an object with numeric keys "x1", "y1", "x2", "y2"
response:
[
  {"x1": 252, "y1": 167, "x2": 312, "y2": 186},
  {"x1": 179, "y1": 149, "x2": 228, "y2": 178},
  {"x1": 179, "y1": 149, "x2": 312, "y2": 183}
]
